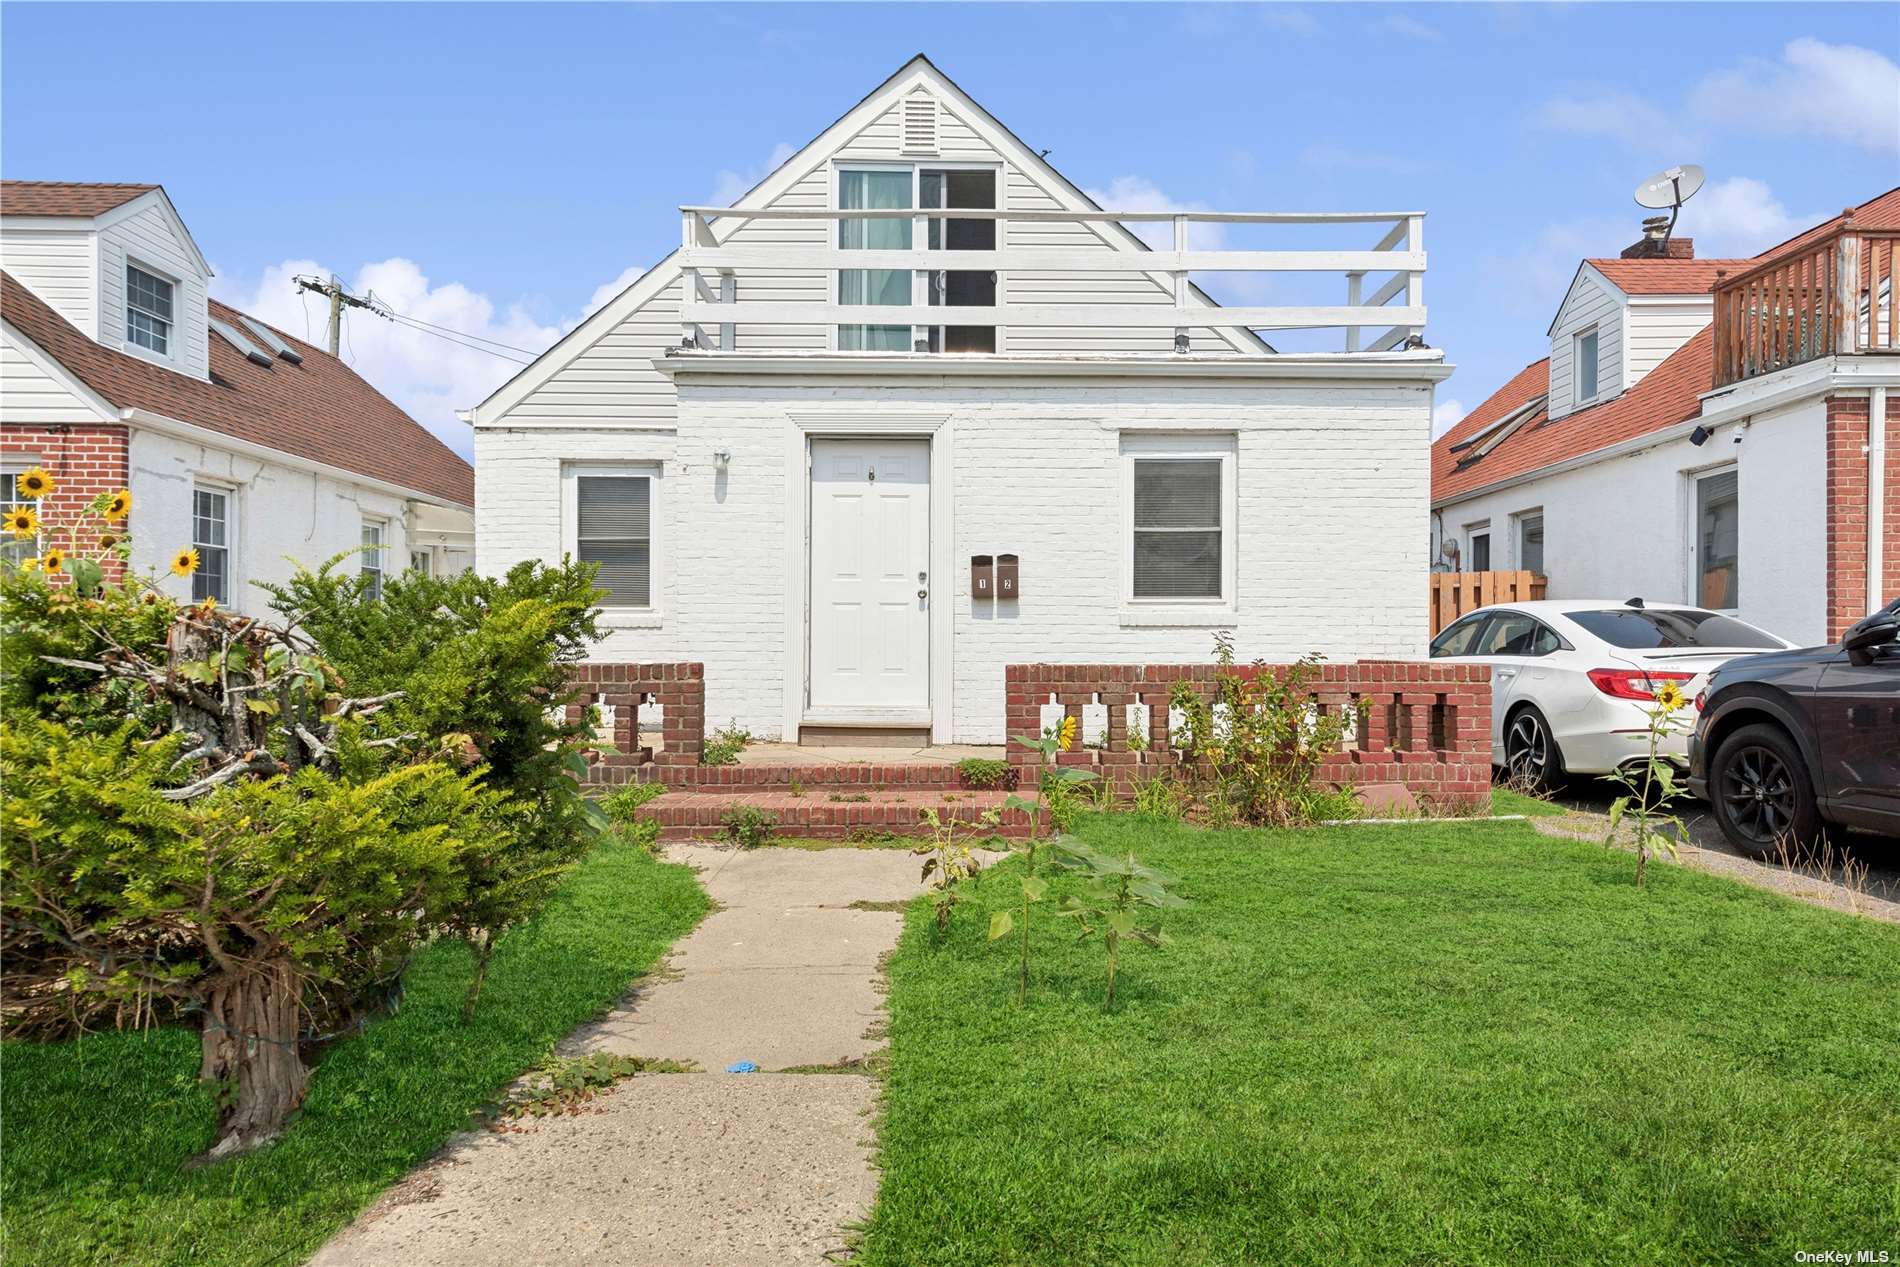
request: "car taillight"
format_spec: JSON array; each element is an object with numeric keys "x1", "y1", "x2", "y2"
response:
[
  {"x1": 1586, "y1": 668, "x2": 1696, "y2": 701},
  {"x1": 1693, "y1": 689, "x2": 1707, "y2": 712}
]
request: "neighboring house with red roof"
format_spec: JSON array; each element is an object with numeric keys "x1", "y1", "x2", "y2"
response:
[
  {"x1": 1, "y1": 181, "x2": 473, "y2": 611},
  {"x1": 1431, "y1": 190, "x2": 1900, "y2": 646}
]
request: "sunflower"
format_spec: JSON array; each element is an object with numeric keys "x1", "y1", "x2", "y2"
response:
[
  {"x1": 14, "y1": 467, "x2": 54, "y2": 499},
  {"x1": 19, "y1": 556, "x2": 41, "y2": 573},
  {"x1": 196, "y1": 596, "x2": 218, "y2": 614},
  {"x1": 170, "y1": 547, "x2": 200, "y2": 577},
  {"x1": 1654, "y1": 682, "x2": 1686, "y2": 713},
  {"x1": 103, "y1": 489, "x2": 133, "y2": 521},
  {"x1": 1056, "y1": 714, "x2": 1078, "y2": 752},
  {"x1": 4, "y1": 507, "x2": 37, "y2": 538},
  {"x1": 98, "y1": 533, "x2": 118, "y2": 549},
  {"x1": 39, "y1": 547, "x2": 65, "y2": 574}
]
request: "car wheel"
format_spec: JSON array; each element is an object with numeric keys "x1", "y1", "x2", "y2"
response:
[
  {"x1": 1503, "y1": 705, "x2": 1565, "y2": 796},
  {"x1": 1710, "y1": 723, "x2": 1822, "y2": 857}
]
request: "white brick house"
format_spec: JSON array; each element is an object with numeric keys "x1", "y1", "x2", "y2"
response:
[{"x1": 472, "y1": 56, "x2": 1450, "y2": 744}]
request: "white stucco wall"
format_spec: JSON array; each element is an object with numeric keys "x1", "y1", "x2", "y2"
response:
[
  {"x1": 1432, "y1": 395, "x2": 1827, "y2": 645},
  {"x1": 478, "y1": 372, "x2": 1435, "y2": 743},
  {"x1": 129, "y1": 428, "x2": 419, "y2": 614}
]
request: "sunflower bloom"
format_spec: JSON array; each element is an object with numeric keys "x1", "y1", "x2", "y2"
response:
[
  {"x1": 98, "y1": 533, "x2": 118, "y2": 549},
  {"x1": 196, "y1": 596, "x2": 218, "y2": 614},
  {"x1": 170, "y1": 547, "x2": 200, "y2": 577},
  {"x1": 39, "y1": 547, "x2": 65, "y2": 574},
  {"x1": 14, "y1": 467, "x2": 54, "y2": 498},
  {"x1": 1654, "y1": 682, "x2": 1686, "y2": 713},
  {"x1": 20, "y1": 556, "x2": 42, "y2": 573},
  {"x1": 1056, "y1": 715, "x2": 1078, "y2": 752},
  {"x1": 4, "y1": 507, "x2": 37, "y2": 538},
  {"x1": 103, "y1": 489, "x2": 133, "y2": 521}
]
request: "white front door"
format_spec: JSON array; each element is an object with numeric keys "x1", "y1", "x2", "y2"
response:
[{"x1": 808, "y1": 438, "x2": 931, "y2": 713}]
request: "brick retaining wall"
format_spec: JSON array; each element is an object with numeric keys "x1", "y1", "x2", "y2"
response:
[{"x1": 567, "y1": 662, "x2": 704, "y2": 785}]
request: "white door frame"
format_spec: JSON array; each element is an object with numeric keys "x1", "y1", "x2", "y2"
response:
[{"x1": 784, "y1": 411, "x2": 955, "y2": 743}]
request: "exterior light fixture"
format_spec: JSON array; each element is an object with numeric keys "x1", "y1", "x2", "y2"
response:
[{"x1": 713, "y1": 450, "x2": 732, "y2": 472}]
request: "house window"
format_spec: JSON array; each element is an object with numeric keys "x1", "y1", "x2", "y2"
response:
[
  {"x1": 572, "y1": 467, "x2": 655, "y2": 610},
  {"x1": 837, "y1": 168, "x2": 913, "y2": 352},
  {"x1": 361, "y1": 518, "x2": 387, "y2": 600},
  {"x1": 409, "y1": 549, "x2": 432, "y2": 577},
  {"x1": 1693, "y1": 468, "x2": 1739, "y2": 609},
  {"x1": 126, "y1": 264, "x2": 175, "y2": 356},
  {"x1": 1516, "y1": 512, "x2": 1545, "y2": 574},
  {"x1": 1125, "y1": 437, "x2": 1234, "y2": 602},
  {"x1": 1575, "y1": 328, "x2": 1599, "y2": 403},
  {"x1": 192, "y1": 487, "x2": 231, "y2": 604},
  {"x1": 2, "y1": 458, "x2": 41, "y2": 566},
  {"x1": 921, "y1": 167, "x2": 997, "y2": 353},
  {"x1": 1468, "y1": 529, "x2": 1491, "y2": 571}
]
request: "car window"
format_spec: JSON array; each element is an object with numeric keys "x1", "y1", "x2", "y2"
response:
[
  {"x1": 1430, "y1": 614, "x2": 1489, "y2": 657},
  {"x1": 1474, "y1": 612, "x2": 1560, "y2": 657},
  {"x1": 1564, "y1": 608, "x2": 1783, "y2": 649}
]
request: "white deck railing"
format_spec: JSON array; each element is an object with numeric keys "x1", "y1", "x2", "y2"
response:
[{"x1": 674, "y1": 206, "x2": 1426, "y2": 354}]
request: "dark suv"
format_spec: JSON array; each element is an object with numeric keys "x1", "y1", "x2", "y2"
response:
[{"x1": 1688, "y1": 600, "x2": 1900, "y2": 854}]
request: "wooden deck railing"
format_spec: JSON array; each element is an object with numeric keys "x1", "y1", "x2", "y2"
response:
[
  {"x1": 1428, "y1": 570, "x2": 1547, "y2": 636},
  {"x1": 1712, "y1": 223, "x2": 1899, "y2": 388}
]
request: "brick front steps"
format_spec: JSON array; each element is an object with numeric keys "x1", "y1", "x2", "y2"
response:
[
  {"x1": 647, "y1": 761, "x2": 1011, "y2": 792},
  {"x1": 645, "y1": 782, "x2": 1029, "y2": 842}
]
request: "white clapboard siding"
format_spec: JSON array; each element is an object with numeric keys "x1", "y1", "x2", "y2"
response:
[
  {"x1": 510, "y1": 276, "x2": 686, "y2": 423},
  {"x1": 0, "y1": 336, "x2": 104, "y2": 425},
  {"x1": 97, "y1": 200, "x2": 210, "y2": 381},
  {"x1": 0, "y1": 228, "x2": 97, "y2": 336},
  {"x1": 1625, "y1": 297, "x2": 1711, "y2": 387},
  {"x1": 1548, "y1": 268, "x2": 1623, "y2": 420}
]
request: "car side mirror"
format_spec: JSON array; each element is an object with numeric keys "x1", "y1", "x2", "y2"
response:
[{"x1": 1843, "y1": 612, "x2": 1900, "y2": 662}]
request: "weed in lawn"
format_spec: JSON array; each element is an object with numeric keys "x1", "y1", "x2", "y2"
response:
[
  {"x1": 1602, "y1": 686, "x2": 1692, "y2": 886},
  {"x1": 1049, "y1": 840, "x2": 1187, "y2": 1008},
  {"x1": 915, "y1": 806, "x2": 995, "y2": 936},
  {"x1": 720, "y1": 804, "x2": 775, "y2": 849},
  {"x1": 993, "y1": 721, "x2": 1099, "y2": 1002},
  {"x1": 486, "y1": 1051, "x2": 692, "y2": 1122}
]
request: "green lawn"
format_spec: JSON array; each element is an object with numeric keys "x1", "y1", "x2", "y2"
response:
[
  {"x1": 0, "y1": 837, "x2": 706, "y2": 1267},
  {"x1": 862, "y1": 814, "x2": 1900, "y2": 1266}
]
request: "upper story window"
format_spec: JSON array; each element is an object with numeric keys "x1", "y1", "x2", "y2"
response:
[
  {"x1": 836, "y1": 164, "x2": 997, "y2": 354},
  {"x1": 126, "y1": 264, "x2": 175, "y2": 356},
  {"x1": 1574, "y1": 327, "x2": 1599, "y2": 404}
]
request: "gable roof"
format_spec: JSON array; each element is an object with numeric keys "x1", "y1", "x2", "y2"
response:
[
  {"x1": 1, "y1": 180, "x2": 159, "y2": 218},
  {"x1": 1584, "y1": 257, "x2": 1752, "y2": 296},
  {"x1": 1432, "y1": 329, "x2": 1710, "y2": 505},
  {"x1": 1751, "y1": 185, "x2": 1900, "y2": 262},
  {"x1": 2, "y1": 272, "x2": 473, "y2": 507},
  {"x1": 473, "y1": 54, "x2": 1267, "y2": 423}
]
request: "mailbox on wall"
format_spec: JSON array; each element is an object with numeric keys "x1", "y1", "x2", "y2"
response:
[
  {"x1": 971, "y1": 555, "x2": 994, "y2": 600},
  {"x1": 996, "y1": 553, "x2": 1020, "y2": 600}
]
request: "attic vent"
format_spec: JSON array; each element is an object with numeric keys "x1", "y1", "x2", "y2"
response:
[
  {"x1": 901, "y1": 95, "x2": 938, "y2": 156},
  {"x1": 209, "y1": 318, "x2": 274, "y2": 367},
  {"x1": 237, "y1": 314, "x2": 304, "y2": 365}
]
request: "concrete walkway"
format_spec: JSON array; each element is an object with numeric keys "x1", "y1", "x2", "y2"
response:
[{"x1": 308, "y1": 843, "x2": 931, "y2": 1267}]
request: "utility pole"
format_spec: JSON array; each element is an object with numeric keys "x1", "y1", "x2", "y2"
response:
[{"x1": 292, "y1": 275, "x2": 373, "y2": 356}]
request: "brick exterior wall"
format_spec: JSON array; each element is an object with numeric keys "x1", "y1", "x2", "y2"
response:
[
  {"x1": 1, "y1": 421, "x2": 131, "y2": 579},
  {"x1": 1005, "y1": 660, "x2": 1493, "y2": 809},
  {"x1": 566, "y1": 662, "x2": 705, "y2": 786},
  {"x1": 1824, "y1": 393, "x2": 1900, "y2": 641}
]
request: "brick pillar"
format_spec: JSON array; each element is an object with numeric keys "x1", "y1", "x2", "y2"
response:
[{"x1": 1824, "y1": 393, "x2": 1900, "y2": 641}]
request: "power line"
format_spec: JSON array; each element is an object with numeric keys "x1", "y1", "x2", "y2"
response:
[
  {"x1": 376, "y1": 311, "x2": 534, "y2": 365},
  {"x1": 292, "y1": 275, "x2": 372, "y2": 356},
  {"x1": 366, "y1": 297, "x2": 542, "y2": 357}
]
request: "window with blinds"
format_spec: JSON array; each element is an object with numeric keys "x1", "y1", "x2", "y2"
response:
[
  {"x1": 1131, "y1": 457, "x2": 1224, "y2": 599},
  {"x1": 578, "y1": 474, "x2": 652, "y2": 608}
]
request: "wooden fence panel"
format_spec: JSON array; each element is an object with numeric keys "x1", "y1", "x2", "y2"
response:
[{"x1": 1428, "y1": 570, "x2": 1548, "y2": 636}]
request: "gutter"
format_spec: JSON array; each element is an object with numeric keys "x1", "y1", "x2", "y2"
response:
[{"x1": 119, "y1": 407, "x2": 474, "y2": 513}]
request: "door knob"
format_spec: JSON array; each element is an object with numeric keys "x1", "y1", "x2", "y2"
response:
[{"x1": 917, "y1": 588, "x2": 929, "y2": 600}]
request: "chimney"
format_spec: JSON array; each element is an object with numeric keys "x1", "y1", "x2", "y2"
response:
[{"x1": 1622, "y1": 217, "x2": 1695, "y2": 259}]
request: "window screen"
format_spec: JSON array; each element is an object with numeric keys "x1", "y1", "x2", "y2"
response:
[
  {"x1": 578, "y1": 475, "x2": 651, "y2": 608},
  {"x1": 193, "y1": 488, "x2": 230, "y2": 604},
  {"x1": 1696, "y1": 470, "x2": 1738, "y2": 609},
  {"x1": 127, "y1": 265, "x2": 174, "y2": 355},
  {"x1": 1132, "y1": 458, "x2": 1222, "y2": 599}
]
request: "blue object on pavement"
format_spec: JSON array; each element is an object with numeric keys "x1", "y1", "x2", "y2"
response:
[{"x1": 725, "y1": 1060, "x2": 758, "y2": 1074}]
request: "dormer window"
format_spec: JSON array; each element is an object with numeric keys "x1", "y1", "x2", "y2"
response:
[
  {"x1": 126, "y1": 263, "x2": 174, "y2": 356},
  {"x1": 1574, "y1": 327, "x2": 1599, "y2": 404}
]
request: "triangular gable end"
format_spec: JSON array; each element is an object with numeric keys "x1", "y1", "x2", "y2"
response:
[
  {"x1": 96, "y1": 187, "x2": 214, "y2": 281},
  {"x1": 1544, "y1": 262, "x2": 1625, "y2": 339},
  {"x1": 474, "y1": 55, "x2": 1262, "y2": 423}
]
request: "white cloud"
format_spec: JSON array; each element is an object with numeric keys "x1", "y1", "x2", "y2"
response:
[
  {"x1": 581, "y1": 264, "x2": 649, "y2": 318},
  {"x1": 1298, "y1": 142, "x2": 1430, "y2": 176},
  {"x1": 1369, "y1": 14, "x2": 1441, "y2": 41},
  {"x1": 1260, "y1": 7, "x2": 1319, "y2": 35},
  {"x1": 710, "y1": 141, "x2": 798, "y2": 206},
  {"x1": 1682, "y1": 177, "x2": 1822, "y2": 258},
  {"x1": 1082, "y1": 175, "x2": 1225, "y2": 251},
  {"x1": 1432, "y1": 398, "x2": 1467, "y2": 438},
  {"x1": 1484, "y1": 214, "x2": 1628, "y2": 317},
  {"x1": 1692, "y1": 38, "x2": 1900, "y2": 153},
  {"x1": 213, "y1": 259, "x2": 564, "y2": 460},
  {"x1": 1531, "y1": 87, "x2": 1696, "y2": 151}
]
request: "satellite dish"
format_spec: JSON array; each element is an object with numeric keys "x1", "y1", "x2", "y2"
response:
[{"x1": 1634, "y1": 164, "x2": 1706, "y2": 210}]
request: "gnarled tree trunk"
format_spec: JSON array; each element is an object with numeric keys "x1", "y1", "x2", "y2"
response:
[{"x1": 196, "y1": 961, "x2": 308, "y2": 1162}]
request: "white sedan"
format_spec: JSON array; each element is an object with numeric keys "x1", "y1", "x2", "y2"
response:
[{"x1": 1428, "y1": 599, "x2": 1793, "y2": 792}]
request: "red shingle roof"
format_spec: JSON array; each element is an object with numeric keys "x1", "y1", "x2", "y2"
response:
[
  {"x1": 1433, "y1": 330, "x2": 1710, "y2": 504},
  {"x1": 0, "y1": 181, "x2": 159, "y2": 218},
  {"x1": 2, "y1": 272, "x2": 473, "y2": 507},
  {"x1": 1751, "y1": 185, "x2": 1900, "y2": 262},
  {"x1": 1584, "y1": 258, "x2": 1753, "y2": 296}
]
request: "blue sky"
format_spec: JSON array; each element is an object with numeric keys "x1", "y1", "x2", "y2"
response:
[{"x1": 4, "y1": 3, "x2": 1895, "y2": 456}]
